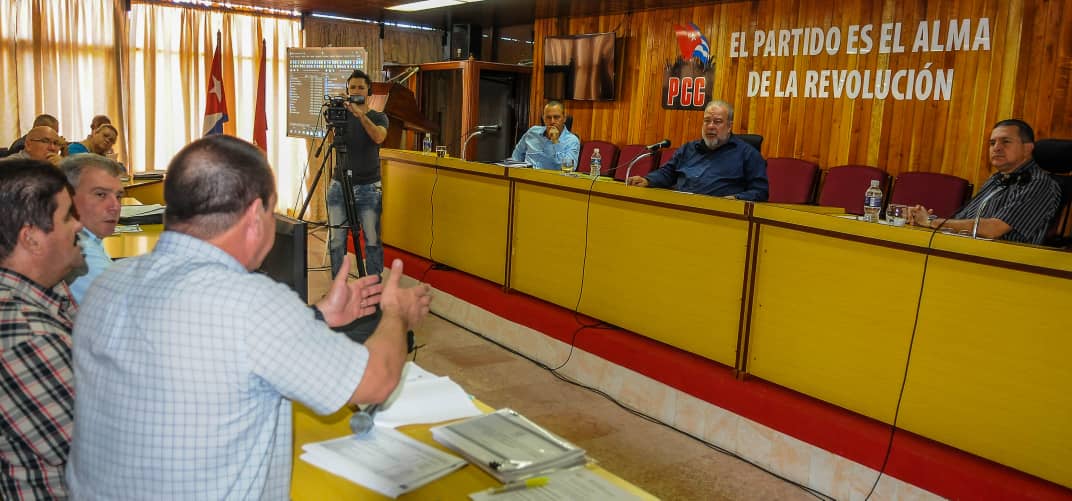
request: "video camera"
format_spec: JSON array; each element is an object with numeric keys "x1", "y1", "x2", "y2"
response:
[{"x1": 324, "y1": 94, "x2": 366, "y2": 127}]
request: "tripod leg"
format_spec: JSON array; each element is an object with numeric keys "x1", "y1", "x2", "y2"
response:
[
  {"x1": 339, "y1": 170, "x2": 368, "y2": 278},
  {"x1": 298, "y1": 146, "x2": 332, "y2": 221}
]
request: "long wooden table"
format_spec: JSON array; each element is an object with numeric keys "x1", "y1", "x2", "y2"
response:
[{"x1": 378, "y1": 148, "x2": 1072, "y2": 489}]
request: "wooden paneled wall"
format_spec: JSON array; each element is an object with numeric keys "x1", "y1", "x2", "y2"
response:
[{"x1": 531, "y1": 0, "x2": 1071, "y2": 191}]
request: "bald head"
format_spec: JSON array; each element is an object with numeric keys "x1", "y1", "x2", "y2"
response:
[
  {"x1": 23, "y1": 126, "x2": 63, "y2": 163},
  {"x1": 164, "y1": 135, "x2": 276, "y2": 238}
]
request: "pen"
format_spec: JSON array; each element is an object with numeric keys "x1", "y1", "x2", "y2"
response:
[{"x1": 489, "y1": 477, "x2": 549, "y2": 495}]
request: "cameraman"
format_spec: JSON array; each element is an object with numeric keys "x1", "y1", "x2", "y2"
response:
[{"x1": 327, "y1": 69, "x2": 389, "y2": 278}]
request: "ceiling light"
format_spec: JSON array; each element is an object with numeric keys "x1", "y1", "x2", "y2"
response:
[{"x1": 387, "y1": 0, "x2": 484, "y2": 12}]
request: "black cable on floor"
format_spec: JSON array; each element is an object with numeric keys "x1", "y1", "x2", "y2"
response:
[{"x1": 430, "y1": 311, "x2": 835, "y2": 501}]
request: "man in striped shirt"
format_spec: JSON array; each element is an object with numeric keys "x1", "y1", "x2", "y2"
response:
[
  {"x1": 0, "y1": 160, "x2": 85, "y2": 500},
  {"x1": 907, "y1": 119, "x2": 1061, "y2": 245}
]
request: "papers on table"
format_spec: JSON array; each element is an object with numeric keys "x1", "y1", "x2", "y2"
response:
[
  {"x1": 495, "y1": 159, "x2": 531, "y2": 168},
  {"x1": 114, "y1": 224, "x2": 142, "y2": 233},
  {"x1": 468, "y1": 466, "x2": 647, "y2": 501},
  {"x1": 300, "y1": 426, "x2": 466, "y2": 499},
  {"x1": 298, "y1": 363, "x2": 481, "y2": 497},
  {"x1": 431, "y1": 408, "x2": 587, "y2": 484},
  {"x1": 375, "y1": 362, "x2": 482, "y2": 429},
  {"x1": 120, "y1": 204, "x2": 165, "y2": 218}
]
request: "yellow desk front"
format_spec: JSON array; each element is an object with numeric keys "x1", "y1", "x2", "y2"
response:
[
  {"x1": 898, "y1": 235, "x2": 1072, "y2": 487},
  {"x1": 746, "y1": 205, "x2": 934, "y2": 423},
  {"x1": 289, "y1": 403, "x2": 658, "y2": 500},
  {"x1": 379, "y1": 150, "x2": 1072, "y2": 488},
  {"x1": 581, "y1": 180, "x2": 750, "y2": 367},
  {"x1": 381, "y1": 151, "x2": 510, "y2": 285}
]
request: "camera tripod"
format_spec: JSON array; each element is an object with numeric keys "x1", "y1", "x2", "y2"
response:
[{"x1": 299, "y1": 122, "x2": 367, "y2": 278}]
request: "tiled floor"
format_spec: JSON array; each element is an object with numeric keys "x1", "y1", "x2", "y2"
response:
[{"x1": 305, "y1": 232, "x2": 817, "y2": 500}]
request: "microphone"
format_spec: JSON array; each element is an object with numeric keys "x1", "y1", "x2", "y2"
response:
[
  {"x1": 349, "y1": 403, "x2": 382, "y2": 436},
  {"x1": 645, "y1": 139, "x2": 671, "y2": 151},
  {"x1": 972, "y1": 185, "x2": 1006, "y2": 239},
  {"x1": 461, "y1": 125, "x2": 500, "y2": 160}
]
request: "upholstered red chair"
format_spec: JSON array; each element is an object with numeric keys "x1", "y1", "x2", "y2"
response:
[
  {"x1": 613, "y1": 144, "x2": 660, "y2": 181},
  {"x1": 766, "y1": 158, "x2": 820, "y2": 204},
  {"x1": 888, "y1": 171, "x2": 972, "y2": 219},
  {"x1": 817, "y1": 165, "x2": 890, "y2": 214},
  {"x1": 578, "y1": 141, "x2": 619, "y2": 176}
]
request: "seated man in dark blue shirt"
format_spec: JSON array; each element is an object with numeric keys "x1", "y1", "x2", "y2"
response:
[{"x1": 627, "y1": 100, "x2": 768, "y2": 201}]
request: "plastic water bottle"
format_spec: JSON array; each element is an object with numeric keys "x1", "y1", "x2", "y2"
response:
[
  {"x1": 422, "y1": 133, "x2": 433, "y2": 153},
  {"x1": 863, "y1": 179, "x2": 883, "y2": 222},
  {"x1": 590, "y1": 148, "x2": 602, "y2": 179}
]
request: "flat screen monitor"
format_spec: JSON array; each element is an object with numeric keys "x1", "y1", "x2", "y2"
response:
[
  {"x1": 286, "y1": 47, "x2": 368, "y2": 139},
  {"x1": 543, "y1": 32, "x2": 617, "y2": 101},
  {"x1": 258, "y1": 213, "x2": 308, "y2": 303}
]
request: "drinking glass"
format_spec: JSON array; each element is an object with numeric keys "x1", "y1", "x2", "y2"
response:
[
  {"x1": 435, "y1": 146, "x2": 447, "y2": 158},
  {"x1": 886, "y1": 204, "x2": 907, "y2": 226},
  {"x1": 561, "y1": 158, "x2": 576, "y2": 176}
]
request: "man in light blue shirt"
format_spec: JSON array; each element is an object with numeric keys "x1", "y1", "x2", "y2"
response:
[
  {"x1": 511, "y1": 100, "x2": 581, "y2": 170},
  {"x1": 61, "y1": 154, "x2": 125, "y2": 303},
  {"x1": 67, "y1": 135, "x2": 432, "y2": 500}
]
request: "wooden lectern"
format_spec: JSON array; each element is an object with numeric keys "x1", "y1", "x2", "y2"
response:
[{"x1": 369, "y1": 82, "x2": 439, "y2": 149}]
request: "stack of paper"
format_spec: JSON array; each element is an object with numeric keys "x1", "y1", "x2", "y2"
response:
[
  {"x1": 431, "y1": 408, "x2": 587, "y2": 483},
  {"x1": 300, "y1": 427, "x2": 467, "y2": 498},
  {"x1": 375, "y1": 362, "x2": 482, "y2": 428}
]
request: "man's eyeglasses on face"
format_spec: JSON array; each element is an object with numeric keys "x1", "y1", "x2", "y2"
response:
[{"x1": 28, "y1": 138, "x2": 64, "y2": 147}]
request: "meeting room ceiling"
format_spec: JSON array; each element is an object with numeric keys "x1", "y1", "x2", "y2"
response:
[{"x1": 250, "y1": 0, "x2": 726, "y2": 30}]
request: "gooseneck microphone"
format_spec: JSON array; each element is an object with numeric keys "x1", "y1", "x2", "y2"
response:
[
  {"x1": 971, "y1": 186, "x2": 1006, "y2": 239},
  {"x1": 461, "y1": 124, "x2": 501, "y2": 161},
  {"x1": 645, "y1": 139, "x2": 672, "y2": 151}
]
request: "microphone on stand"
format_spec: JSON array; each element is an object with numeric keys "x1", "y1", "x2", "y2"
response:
[
  {"x1": 645, "y1": 139, "x2": 672, "y2": 151},
  {"x1": 461, "y1": 125, "x2": 501, "y2": 161},
  {"x1": 609, "y1": 140, "x2": 671, "y2": 182}
]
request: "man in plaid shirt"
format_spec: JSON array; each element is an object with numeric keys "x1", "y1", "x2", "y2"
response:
[{"x1": 0, "y1": 160, "x2": 85, "y2": 500}]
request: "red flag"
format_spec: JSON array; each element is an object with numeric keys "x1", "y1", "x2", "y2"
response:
[
  {"x1": 253, "y1": 38, "x2": 268, "y2": 152},
  {"x1": 203, "y1": 31, "x2": 229, "y2": 136}
]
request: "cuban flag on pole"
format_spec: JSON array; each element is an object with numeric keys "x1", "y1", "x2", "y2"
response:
[{"x1": 203, "y1": 31, "x2": 229, "y2": 136}]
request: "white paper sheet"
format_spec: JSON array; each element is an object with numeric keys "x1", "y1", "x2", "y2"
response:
[
  {"x1": 120, "y1": 204, "x2": 165, "y2": 218},
  {"x1": 376, "y1": 368, "x2": 482, "y2": 428},
  {"x1": 301, "y1": 426, "x2": 466, "y2": 498}
]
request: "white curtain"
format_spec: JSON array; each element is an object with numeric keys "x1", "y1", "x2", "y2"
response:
[
  {"x1": 126, "y1": 4, "x2": 307, "y2": 211},
  {"x1": 1, "y1": 0, "x2": 308, "y2": 212}
]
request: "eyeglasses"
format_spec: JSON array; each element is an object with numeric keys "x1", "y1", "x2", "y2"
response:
[{"x1": 28, "y1": 137, "x2": 65, "y2": 147}]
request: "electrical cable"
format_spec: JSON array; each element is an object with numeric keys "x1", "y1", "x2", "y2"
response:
[
  {"x1": 862, "y1": 216, "x2": 950, "y2": 500},
  {"x1": 430, "y1": 311, "x2": 834, "y2": 501},
  {"x1": 418, "y1": 165, "x2": 441, "y2": 283}
]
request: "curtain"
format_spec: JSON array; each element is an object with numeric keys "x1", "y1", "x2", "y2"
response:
[
  {"x1": 126, "y1": 3, "x2": 306, "y2": 211},
  {"x1": 0, "y1": 0, "x2": 124, "y2": 154},
  {"x1": 0, "y1": 0, "x2": 306, "y2": 212}
]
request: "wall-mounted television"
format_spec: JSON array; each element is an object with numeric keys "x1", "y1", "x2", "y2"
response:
[{"x1": 543, "y1": 32, "x2": 617, "y2": 101}]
